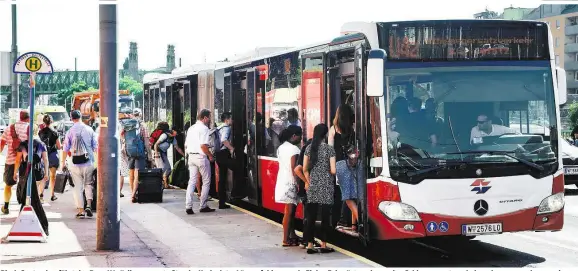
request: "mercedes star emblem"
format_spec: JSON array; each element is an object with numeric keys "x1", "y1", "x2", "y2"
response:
[
  {"x1": 474, "y1": 200, "x2": 489, "y2": 216},
  {"x1": 476, "y1": 169, "x2": 482, "y2": 176}
]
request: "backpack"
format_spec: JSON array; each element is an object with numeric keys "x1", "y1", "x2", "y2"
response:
[
  {"x1": 149, "y1": 129, "x2": 165, "y2": 149},
  {"x1": 122, "y1": 119, "x2": 145, "y2": 158},
  {"x1": 22, "y1": 140, "x2": 45, "y2": 181},
  {"x1": 169, "y1": 158, "x2": 189, "y2": 189},
  {"x1": 71, "y1": 128, "x2": 91, "y2": 165},
  {"x1": 208, "y1": 126, "x2": 222, "y2": 155}
]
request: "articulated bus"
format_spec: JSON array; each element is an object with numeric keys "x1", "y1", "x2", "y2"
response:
[{"x1": 143, "y1": 20, "x2": 567, "y2": 244}]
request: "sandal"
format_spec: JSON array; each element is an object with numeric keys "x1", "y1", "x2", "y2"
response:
[
  {"x1": 282, "y1": 239, "x2": 300, "y2": 247},
  {"x1": 306, "y1": 247, "x2": 319, "y2": 254},
  {"x1": 319, "y1": 247, "x2": 335, "y2": 253}
]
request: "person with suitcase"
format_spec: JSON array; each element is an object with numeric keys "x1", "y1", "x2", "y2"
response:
[
  {"x1": 184, "y1": 109, "x2": 216, "y2": 214},
  {"x1": 38, "y1": 114, "x2": 62, "y2": 202},
  {"x1": 60, "y1": 110, "x2": 98, "y2": 218},
  {"x1": 121, "y1": 115, "x2": 151, "y2": 203}
]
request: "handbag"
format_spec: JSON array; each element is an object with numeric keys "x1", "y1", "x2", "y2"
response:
[{"x1": 341, "y1": 132, "x2": 358, "y2": 168}]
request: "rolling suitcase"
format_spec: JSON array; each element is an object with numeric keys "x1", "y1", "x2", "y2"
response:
[
  {"x1": 54, "y1": 167, "x2": 70, "y2": 194},
  {"x1": 137, "y1": 168, "x2": 163, "y2": 203}
]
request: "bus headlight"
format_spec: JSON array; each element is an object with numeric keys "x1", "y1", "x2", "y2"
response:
[
  {"x1": 537, "y1": 192, "x2": 565, "y2": 215},
  {"x1": 378, "y1": 201, "x2": 421, "y2": 221}
]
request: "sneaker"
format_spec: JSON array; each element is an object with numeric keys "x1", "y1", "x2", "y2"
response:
[
  {"x1": 75, "y1": 212, "x2": 85, "y2": 219},
  {"x1": 186, "y1": 209, "x2": 194, "y2": 215},
  {"x1": 120, "y1": 193, "x2": 124, "y2": 198},
  {"x1": 1, "y1": 206, "x2": 8, "y2": 215},
  {"x1": 199, "y1": 206, "x2": 215, "y2": 213},
  {"x1": 85, "y1": 208, "x2": 93, "y2": 218},
  {"x1": 50, "y1": 196, "x2": 58, "y2": 201}
]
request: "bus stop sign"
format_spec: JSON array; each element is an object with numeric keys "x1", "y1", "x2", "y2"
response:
[{"x1": 13, "y1": 52, "x2": 54, "y2": 74}]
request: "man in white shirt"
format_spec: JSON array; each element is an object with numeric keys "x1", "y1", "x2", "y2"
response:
[
  {"x1": 470, "y1": 114, "x2": 519, "y2": 144},
  {"x1": 184, "y1": 109, "x2": 215, "y2": 214}
]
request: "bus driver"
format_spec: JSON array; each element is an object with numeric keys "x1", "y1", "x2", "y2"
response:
[{"x1": 470, "y1": 113, "x2": 519, "y2": 145}]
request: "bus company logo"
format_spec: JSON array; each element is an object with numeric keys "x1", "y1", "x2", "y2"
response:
[{"x1": 471, "y1": 179, "x2": 491, "y2": 194}]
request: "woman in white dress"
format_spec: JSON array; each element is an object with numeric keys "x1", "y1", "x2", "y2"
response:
[{"x1": 274, "y1": 125, "x2": 303, "y2": 246}]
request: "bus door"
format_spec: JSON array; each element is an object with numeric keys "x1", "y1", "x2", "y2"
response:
[
  {"x1": 229, "y1": 71, "x2": 249, "y2": 201},
  {"x1": 353, "y1": 43, "x2": 370, "y2": 244},
  {"x1": 245, "y1": 68, "x2": 260, "y2": 206},
  {"x1": 171, "y1": 81, "x2": 185, "y2": 162}
]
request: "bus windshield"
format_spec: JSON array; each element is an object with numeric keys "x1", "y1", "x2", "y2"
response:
[{"x1": 385, "y1": 62, "x2": 558, "y2": 178}]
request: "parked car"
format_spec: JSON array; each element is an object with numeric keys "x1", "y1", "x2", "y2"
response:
[{"x1": 561, "y1": 138, "x2": 578, "y2": 187}]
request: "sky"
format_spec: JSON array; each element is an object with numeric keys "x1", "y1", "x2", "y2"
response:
[{"x1": 0, "y1": 0, "x2": 546, "y2": 72}]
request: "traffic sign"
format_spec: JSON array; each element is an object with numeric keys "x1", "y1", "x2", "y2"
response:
[{"x1": 12, "y1": 52, "x2": 54, "y2": 74}]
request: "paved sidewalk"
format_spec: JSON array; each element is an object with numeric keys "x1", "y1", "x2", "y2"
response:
[
  {"x1": 0, "y1": 156, "x2": 378, "y2": 268},
  {"x1": 0, "y1": 183, "x2": 165, "y2": 268}
]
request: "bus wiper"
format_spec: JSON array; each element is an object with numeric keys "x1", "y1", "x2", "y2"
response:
[
  {"x1": 406, "y1": 165, "x2": 447, "y2": 177},
  {"x1": 445, "y1": 151, "x2": 544, "y2": 171}
]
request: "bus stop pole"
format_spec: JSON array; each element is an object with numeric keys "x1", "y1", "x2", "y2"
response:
[{"x1": 96, "y1": 3, "x2": 120, "y2": 251}]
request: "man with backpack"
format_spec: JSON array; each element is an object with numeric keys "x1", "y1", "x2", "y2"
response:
[
  {"x1": 0, "y1": 110, "x2": 30, "y2": 215},
  {"x1": 121, "y1": 113, "x2": 152, "y2": 203},
  {"x1": 61, "y1": 110, "x2": 98, "y2": 218},
  {"x1": 152, "y1": 122, "x2": 184, "y2": 189},
  {"x1": 215, "y1": 112, "x2": 236, "y2": 209}
]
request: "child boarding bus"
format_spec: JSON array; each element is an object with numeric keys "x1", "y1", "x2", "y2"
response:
[{"x1": 143, "y1": 19, "x2": 566, "y2": 245}]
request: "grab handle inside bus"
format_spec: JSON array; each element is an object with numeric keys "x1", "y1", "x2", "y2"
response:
[
  {"x1": 556, "y1": 67, "x2": 567, "y2": 105},
  {"x1": 367, "y1": 49, "x2": 386, "y2": 97}
]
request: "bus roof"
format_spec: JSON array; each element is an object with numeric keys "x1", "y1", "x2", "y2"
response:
[{"x1": 143, "y1": 40, "x2": 330, "y2": 85}]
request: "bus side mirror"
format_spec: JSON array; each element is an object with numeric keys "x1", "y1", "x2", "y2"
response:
[
  {"x1": 556, "y1": 67, "x2": 567, "y2": 105},
  {"x1": 367, "y1": 49, "x2": 386, "y2": 97}
]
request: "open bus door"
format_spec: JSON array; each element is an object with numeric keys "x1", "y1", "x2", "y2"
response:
[
  {"x1": 245, "y1": 68, "x2": 260, "y2": 206},
  {"x1": 354, "y1": 43, "x2": 370, "y2": 246},
  {"x1": 229, "y1": 71, "x2": 250, "y2": 201}
]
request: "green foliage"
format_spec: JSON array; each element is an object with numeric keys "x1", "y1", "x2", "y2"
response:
[
  {"x1": 50, "y1": 76, "x2": 144, "y2": 111},
  {"x1": 50, "y1": 81, "x2": 95, "y2": 111},
  {"x1": 568, "y1": 101, "x2": 578, "y2": 128}
]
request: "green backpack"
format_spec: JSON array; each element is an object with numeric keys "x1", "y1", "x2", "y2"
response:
[{"x1": 169, "y1": 158, "x2": 189, "y2": 189}]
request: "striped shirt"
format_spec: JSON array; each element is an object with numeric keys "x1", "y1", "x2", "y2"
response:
[{"x1": 1, "y1": 121, "x2": 30, "y2": 165}]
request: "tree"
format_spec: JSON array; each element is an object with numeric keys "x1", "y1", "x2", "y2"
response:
[
  {"x1": 119, "y1": 76, "x2": 143, "y2": 103},
  {"x1": 50, "y1": 81, "x2": 96, "y2": 111}
]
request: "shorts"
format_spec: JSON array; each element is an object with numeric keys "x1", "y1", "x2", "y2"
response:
[
  {"x1": 155, "y1": 152, "x2": 171, "y2": 177},
  {"x1": 128, "y1": 157, "x2": 145, "y2": 170},
  {"x1": 48, "y1": 151, "x2": 60, "y2": 168},
  {"x1": 3, "y1": 164, "x2": 16, "y2": 186}
]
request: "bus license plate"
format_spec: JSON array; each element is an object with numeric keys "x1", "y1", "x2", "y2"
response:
[
  {"x1": 462, "y1": 223, "x2": 502, "y2": 236},
  {"x1": 565, "y1": 167, "x2": 578, "y2": 175}
]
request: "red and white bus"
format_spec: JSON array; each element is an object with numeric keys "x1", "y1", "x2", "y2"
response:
[{"x1": 143, "y1": 19, "x2": 567, "y2": 244}]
